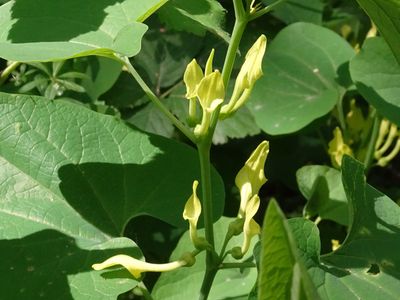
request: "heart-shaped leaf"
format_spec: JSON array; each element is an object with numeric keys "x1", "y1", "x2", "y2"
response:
[
  {"x1": 350, "y1": 37, "x2": 400, "y2": 126},
  {"x1": 290, "y1": 156, "x2": 400, "y2": 299},
  {"x1": 0, "y1": 0, "x2": 167, "y2": 62},
  {"x1": 248, "y1": 22, "x2": 354, "y2": 135},
  {"x1": 0, "y1": 92, "x2": 224, "y2": 298}
]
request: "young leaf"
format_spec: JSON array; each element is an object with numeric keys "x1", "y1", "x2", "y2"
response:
[
  {"x1": 0, "y1": 0, "x2": 167, "y2": 61},
  {"x1": 350, "y1": 37, "x2": 400, "y2": 127},
  {"x1": 248, "y1": 23, "x2": 354, "y2": 135}
]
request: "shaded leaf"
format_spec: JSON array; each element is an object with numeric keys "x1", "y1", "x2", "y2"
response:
[
  {"x1": 82, "y1": 57, "x2": 123, "y2": 101},
  {"x1": 350, "y1": 37, "x2": 400, "y2": 126},
  {"x1": 296, "y1": 165, "x2": 348, "y2": 225},
  {"x1": 355, "y1": 0, "x2": 400, "y2": 64}
]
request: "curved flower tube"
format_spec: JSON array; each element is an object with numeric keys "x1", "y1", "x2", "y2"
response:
[{"x1": 235, "y1": 140, "x2": 269, "y2": 217}]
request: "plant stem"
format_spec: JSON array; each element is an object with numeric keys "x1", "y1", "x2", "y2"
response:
[
  {"x1": 123, "y1": 57, "x2": 196, "y2": 144},
  {"x1": 221, "y1": 2, "x2": 248, "y2": 87},
  {"x1": 364, "y1": 111, "x2": 381, "y2": 172},
  {"x1": 219, "y1": 262, "x2": 256, "y2": 269},
  {"x1": 198, "y1": 2, "x2": 250, "y2": 299},
  {"x1": 198, "y1": 139, "x2": 219, "y2": 300},
  {"x1": 137, "y1": 282, "x2": 154, "y2": 300},
  {"x1": 0, "y1": 61, "x2": 21, "y2": 86},
  {"x1": 198, "y1": 141, "x2": 215, "y2": 248}
]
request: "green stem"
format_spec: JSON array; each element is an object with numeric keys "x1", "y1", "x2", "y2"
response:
[
  {"x1": 221, "y1": 2, "x2": 248, "y2": 87},
  {"x1": 198, "y1": 140, "x2": 219, "y2": 300},
  {"x1": 219, "y1": 262, "x2": 256, "y2": 269},
  {"x1": 198, "y1": 3, "x2": 250, "y2": 299},
  {"x1": 364, "y1": 111, "x2": 381, "y2": 172},
  {"x1": 198, "y1": 141, "x2": 215, "y2": 248},
  {"x1": 137, "y1": 282, "x2": 154, "y2": 300},
  {"x1": 123, "y1": 57, "x2": 196, "y2": 144},
  {"x1": 0, "y1": 61, "x2": 21, "y2": 86}
]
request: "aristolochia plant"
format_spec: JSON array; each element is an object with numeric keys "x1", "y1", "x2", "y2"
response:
[{"x1": 91, "y1": 12, "x2": 269, "y2": 296}]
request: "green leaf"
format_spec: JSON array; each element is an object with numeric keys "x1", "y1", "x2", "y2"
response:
[
  {"x1": 128, "y1": 100, "x2": 175, "y2": 138},
  {"x1": 152, "y1": 217, "x2": 258, "y2": 300},
  {"x1": 355, "y1": 0, "x2": 400, "y2": 64},
  {"x1": 350, "y1": 37, "x2": 400, "y2": 126},
  {"x1": 82, "y1": 57, "x2": 123, "y2": 101},
  {"x1": 263, "y1": 0, "x2": 324, "y2": 24},
  {"x1": 259, "y1": 200, "x2": 319, "y2": 300},
  {"x1": 291, "y1": 156, "x2": 400, "y2": 299},
  {"x1": 248, "y1": 22, "x2": 354, "y2": 135},
  {"x1": 296, "y1": 165, "x2": 348, "y2": 225},
  {"x1": 0, "y1": 0, "x2": 166, "y2": 62},
  {"x1": 133, "y1": 27, "x2": 203, "y2": 90},
  {"x1": 102, "y1": 71, "x2": 146, "y2": 108},
  {"x1": 0, "y1": 92, "x2": 224, "y2": 297},
  {"x1": 157, "y1": 0, "x2": 229, "y2": 42},
  {"x1": 213, "y1": 106, "x2": 261, "y2": 145}
]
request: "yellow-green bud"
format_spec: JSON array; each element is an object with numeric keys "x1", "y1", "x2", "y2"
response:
[
  {"x1": 184, "y1": 59, "x2": 203, "y2": 99},
  {"x1": 236, "y1": 141, "x2": 269, "y2": 217},
  {"x1": 221, "y1": 35, "x2": 267, "y2": 118}
]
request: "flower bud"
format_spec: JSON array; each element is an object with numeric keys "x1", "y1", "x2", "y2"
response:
[
  {"x1": 221, "y1": 35, "x2": 267, "y2": 118},
  {"x1": 184, "y1": 59, "x2": 203, "y2": 99},
  {"x1": 236, "y1": 141, "x2": 269, "y2": 217}
]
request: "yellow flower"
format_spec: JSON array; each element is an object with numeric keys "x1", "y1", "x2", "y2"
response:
[
  {"x1": 194, "y1": 70, "x2": 225, "y2": 137},
  {"x1": 241, "y1": 195, "x2": 261, "y2": 255},
  {"x1": 183, "y1": 181, "x2": 211, "y2": 250},
  {"x1": 221, "y1": 35, "x2": 267, "y2": 118},
  {"x1": 230, "y1": 195, "x2": 261, "y2": 259},
  {"x1": 375, "y1": 120, "x2": 400, "y2": 167},
  {"x1": 235, "y1": 140, "x2": 269, "y2": 217},
  {"x1": 184, "y1": 59, "x2": 203, "y2": 99},
  {"x1": 92, "y1": 253, "x2": 194, "y2": 279},
  {"x1": 183, "y1": 181, "x2": 201, "y2": 244},
  {"x1": 328, "y1": 127, "x2": 353, "y2": 168}
]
